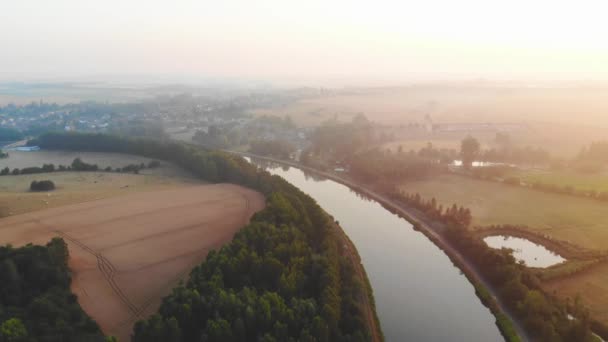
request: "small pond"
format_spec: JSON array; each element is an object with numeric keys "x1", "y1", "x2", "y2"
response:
[{"x1": 483, "y1": 235, "x2": 566, "y2": 268}]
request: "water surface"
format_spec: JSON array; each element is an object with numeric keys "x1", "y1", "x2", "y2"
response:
[
  {"x1": 484, "y1": 235, "x2": 566, "y2": 268},
  {"x1": 250, "y1": 159, "x2": 503, "y2": 342}
]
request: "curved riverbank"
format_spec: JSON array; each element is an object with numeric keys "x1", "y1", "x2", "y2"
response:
[{"x1": 237, "y1": 151, "x2": 528, "y2": 342}]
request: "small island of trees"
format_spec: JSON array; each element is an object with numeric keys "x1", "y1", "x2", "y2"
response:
[{"x1": 30, "y1": 180, "x2": 55, "y2": 192}]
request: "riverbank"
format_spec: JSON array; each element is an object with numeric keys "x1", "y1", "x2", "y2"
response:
[
  {"x1": 235, "y1": 151, "x2": 528, "y2": 342},
  {"x1": 332, "y1": 220, "x2": 383, "y2": 342}
]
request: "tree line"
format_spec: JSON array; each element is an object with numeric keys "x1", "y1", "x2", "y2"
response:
[
  {"x1": 387, "y1": 190, "x2": 472, "y2": 227},
  {"x1": 346, "y1": 149, "x2": 445, "y2": 184},
  {"x1": 30, "y1": 132, "x2": 378, "y2": 342},
  {"x1": 383, "y1": 187, "x2": 597, "y2": 342},
  {"x1": 0, "y1": 158, "x2": 161, "y2": 176},
  {"x1": 0, "y1": 238, "x2": 110, "y2": 342}
]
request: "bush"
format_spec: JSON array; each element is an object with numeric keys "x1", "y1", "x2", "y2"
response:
[{"x1": 30, "y1": 180, "x2": 55, "y2": 192}]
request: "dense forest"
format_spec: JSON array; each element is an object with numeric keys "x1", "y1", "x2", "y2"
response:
[
  {"x1": 0, "y1": 238, "x2": 107, "y2": 342},
  {"x1": 30, "y1": 132, "x2": 378, "y2": 342}
]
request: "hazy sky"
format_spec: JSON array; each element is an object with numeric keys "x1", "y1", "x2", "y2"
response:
[{"x1": 2, "y1": 0, "x2": 608, "y2": 84}]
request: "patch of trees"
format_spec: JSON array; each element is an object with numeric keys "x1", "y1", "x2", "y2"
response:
[
  {"x1": 348, "y1": 149, "x2": 445, "y2": 184},
  {"x1": 0, "y1": 127, "x2": 25, "y2": 142},
  {"x1": 0, "y1": 158, "x2": 161, "y2": 177},
  {"x1": 0, "y1": 238, "x2": 108, "y2": 342},
  {"x1": 193, "y1": 126, "x2": 231, "y2": 148},
  {"x1": 71, "y1": 158, "x2": 99, "y2": 171},
  {"x1": 30, "y1": 180, "x2": 55, "y2": 192},
  {"x1": 385, "y1": 188, "x2": 597, "y2": 341},
  {"x1": 303, "y1": 115, "x2": 378, "y2": 167},
  {"x1": 461, "y1": 136, "x2": 481, "y2": 169},
  {"x1": 387, "y1": 190, "x2": 472, "y2": 227},
  {"x1": 445, "y1": 224, "x2": 595, "y2": 342},
  {"x1": 415, "y1": 143, "x2": 458, "y2": 164},
  {"x1": 249, "y1": 139, "x2": 296, "y2": 159},
  {"x1": 30, "y1": 132, "x2": 376, "y2": 341},
  {"x1": 460, "y1": 135, "x2": 552, "y2": 166}
]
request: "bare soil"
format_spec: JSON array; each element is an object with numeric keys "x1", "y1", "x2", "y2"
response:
[{"x1": 0, "y1": 184, "x2": 265, "y2": 341}]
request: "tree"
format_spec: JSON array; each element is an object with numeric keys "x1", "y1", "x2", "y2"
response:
[
  {"x1": 461, "y1": 136, "x2": 480, "y2": 169},
  {"x1": 0, "y1": 318, "x2": 28, "y2": 342}
]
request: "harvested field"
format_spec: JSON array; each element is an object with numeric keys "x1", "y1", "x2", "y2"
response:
[
  {"x1": 0, "y1": 172, "x2": 199, "y2": 217},
  {"x1": 0, "y1": 184, "x2": 265, "y2": 341}
]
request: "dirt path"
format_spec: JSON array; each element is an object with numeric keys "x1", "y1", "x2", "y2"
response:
[
  {"x1": 236, "y1": 151, "x2": 530, "y2": 342},
  {"x1": 0, "y1": 184, "x2": 265, "y2": 341}
]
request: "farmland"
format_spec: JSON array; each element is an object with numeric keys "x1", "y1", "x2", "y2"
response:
[
  {"x1": 544, "y1": 262, "x2": 608, "y2": 327},
  {"x1": 399, "y1": 174, "x2": 608, "y2": 250},
  {"x1": 0, "y1": 171, "x2": 199, "y2": 217},
  {"x1": 0, "y1": 184, "x2": 265, "y2": 341},
  {"x1": 253, "y1": 86, "x2": 608, "y2": 158},
  {"x1": 507, "y1": 168, "x2": 608, "y2": 193}
]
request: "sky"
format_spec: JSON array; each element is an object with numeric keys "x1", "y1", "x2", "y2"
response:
[{"x1": 2, "y1": 0, "x2": 608, "y2": 84}]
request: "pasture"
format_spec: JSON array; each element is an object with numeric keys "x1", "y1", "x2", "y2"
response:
[
  {"x1": 508, "y1": 168, "x2": 608, "y2": 193},
  {"x1": 0, "y1": 184, "x2": 265, "y2": 341},
  {"x1": 0, "y1": 172, "x2": 199, "y2": 217},
  {"x1": 544, "y1": 262, "x2": 608, "y2": 327},
  {"x1": 399, "y1": 174, "x2": 608, "y2": 251}
]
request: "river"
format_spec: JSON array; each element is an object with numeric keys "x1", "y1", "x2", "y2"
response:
[{"x1": 248, "y1": 158, "x2": 503, "y2": 342}]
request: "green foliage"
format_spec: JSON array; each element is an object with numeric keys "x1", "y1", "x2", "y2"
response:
[
  {"x1": 249, "y1": 139, "x2": 296, "y2": 159},
  {"x1": 445, "y1": 224, "x2": 595, "y2": 342},
  {"x1": 0, "y1": 127, "x2": 24, "y2": 142},
  {"x1": 71, "y1": 158, "x2": 99, "y2": 171},
  {"x1": 0, "y1": 238, "x2": 105, "y2": 342},
  {"x1": 0, "y1": 318, "x2": 28, "y2": 342},
  {"x1": 348, "y1": 149, "x2": 444, "y2": 183},
  {"x1": 32, "y1": 132, "x2": 376, "y2": 342},
  {"x1": 29, "y1": 180, "x2": 55, "y2": 192},
  {"x1": 461, "y1": 135, "x2": 481, "y2": 169}
]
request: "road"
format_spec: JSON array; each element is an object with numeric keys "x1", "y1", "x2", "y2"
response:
[{"x1": 234, "y1": 151, "x2": 530, "y2": 342}]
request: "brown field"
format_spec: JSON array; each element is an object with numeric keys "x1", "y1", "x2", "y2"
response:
[
  {"x1": 0, "y1": 184, "x2": 265, "y2": 341},
  {"x1": 0, "y1": 172, "x2": 200, "y2": 217}
]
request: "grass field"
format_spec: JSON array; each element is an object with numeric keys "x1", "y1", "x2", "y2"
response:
[
  {"x1": 0, "y1": 184, "x2": 265, "y2": 341},
  {"x1": 399, "y1": 174, "x2": 608, "y2": 251},
  {"x1": 0, "y1": 172, "x2": 200, "y2": 217},
  {"x1": 508, "y1": 169, "x2": 608, "y2": 193},
  {"x1": 544, "y1": 261, "x2": 608, "y2": 326}
]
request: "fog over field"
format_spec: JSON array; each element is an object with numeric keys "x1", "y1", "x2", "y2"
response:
[{"x1": 2, "y1": 1, "x2": 608, "y2": 342}]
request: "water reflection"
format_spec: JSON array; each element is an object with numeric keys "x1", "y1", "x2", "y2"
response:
[
  {"x1": 247, "y1": 156, "x2": 503, "y2": 342},
  {"x1": 484, "y1": 235, "x2": 566, "y2": 268}
]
